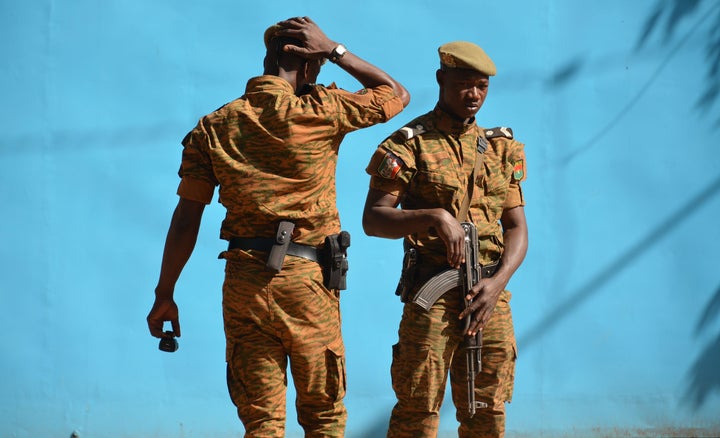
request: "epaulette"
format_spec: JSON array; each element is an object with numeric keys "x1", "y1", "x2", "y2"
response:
[
  {"x1": 484, "y1": 127, "x2": 513, "y2": 139},
  {"x1": 396, "y1": 123, "x2": 427, "y2": 141}
]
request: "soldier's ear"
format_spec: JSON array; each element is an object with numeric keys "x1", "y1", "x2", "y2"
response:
[
  {"x1": 436, "y1": 69, "x2": 445, "y2": 86},
  {"x1": 294, "y1": 60, "x2": 310, "y2": 87}
]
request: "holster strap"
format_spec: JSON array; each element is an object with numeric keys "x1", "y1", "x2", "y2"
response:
[
  {"x1": 481, "y1": 260, "x2": 501, "y2": 278},
  {"x1": 227, "y1": 237, "x2": 321, "y2": 263}
]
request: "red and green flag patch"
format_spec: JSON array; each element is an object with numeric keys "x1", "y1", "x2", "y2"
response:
[
  {"x1": 378, "y1": 152, "x2": 403, "y2": 179},
  {"x1": 513, "y1": 160, "x2": 525, "y2": 181}
]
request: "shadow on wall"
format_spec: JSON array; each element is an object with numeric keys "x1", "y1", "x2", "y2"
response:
[
  {"x1": 684, "y1": 284, "x2": 720, "y2": 409},
  {"x1": 549, "y1": 0, "x2": 720, "y2": 166},
  {"x1": 636, "y1": 0, "x2": 720, "y2": 127},
  {"x1": 518, "y1": 175, "x2": 720, "y2": 354}
]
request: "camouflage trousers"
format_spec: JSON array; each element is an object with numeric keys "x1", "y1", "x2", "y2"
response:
[
  {"x1": 222, "y1": 251, "x2": 347, "y2": 437},
  {"x1": 387, "y1": 289, "x2": 517, "y2": 438}
]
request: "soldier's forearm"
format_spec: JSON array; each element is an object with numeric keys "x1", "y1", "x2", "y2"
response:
[
  {"x1": 334, "y1": 52, "x2": 411, "y2": 107},
  {"x1": 497, "y1": 206, "x2": 528, "y2": 285},
  {"x1": 363, "y1": 205, "x2": 447, "y2": 239},
  {"x1": 155, "y1": 199, "x2": 205, "y2": 298}
]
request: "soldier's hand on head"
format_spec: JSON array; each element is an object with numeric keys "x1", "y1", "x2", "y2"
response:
[
  {"x1": 275, "y1": 16, "x2": 336, "y2": 61},
  {"x1": 147, "y1": 297, "x2": 181, "y2": 339}
]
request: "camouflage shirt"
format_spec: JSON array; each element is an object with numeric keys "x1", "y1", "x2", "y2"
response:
[
  {"x1": 366, "y1": 106, "x2": 526, "y2": 268},
  {"x1": 177, "y1": 75, "x2": 404, "y2": 245}
]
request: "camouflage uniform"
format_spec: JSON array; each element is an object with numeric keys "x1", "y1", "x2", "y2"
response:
[
  {"x1": 179, "y1": 75, "x2": 404, "y2": 437},
  {"x1": 366, "y1": 106, "x2": 526, "y2": 438}
]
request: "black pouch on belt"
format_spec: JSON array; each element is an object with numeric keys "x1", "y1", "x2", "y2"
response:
[
  {"x1": 322, "y1": 231, "x2": 351, "y2": 290},
  {"x1": 395, "y1": 241, "x2": 418, "y2": 303},
  {"x1": 266, "y1": 221, "x2": 295, "y2": 273}
]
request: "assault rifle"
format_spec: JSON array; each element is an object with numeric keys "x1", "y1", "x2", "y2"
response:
[{"x1": 412, "y1": 222, "x2": 488, "y2": 416}]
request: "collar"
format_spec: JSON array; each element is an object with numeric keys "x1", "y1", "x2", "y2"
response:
[
  {"x1": 432, "y1": 105, "x2": 476, "y2": 135},
  {"x1": 245, "y1": 75, "x2": 295, "y2": 94}
]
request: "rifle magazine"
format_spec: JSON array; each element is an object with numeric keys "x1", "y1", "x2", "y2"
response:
[{"x1": 411, "y1": 269, "x2": 462, "y2": 310}]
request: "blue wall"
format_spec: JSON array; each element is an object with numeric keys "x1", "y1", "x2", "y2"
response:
[{"x1": 2, "y1": 1, "x2": 719, "y2": 437}]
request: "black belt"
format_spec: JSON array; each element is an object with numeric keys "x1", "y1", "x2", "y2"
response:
[
  {"x1": 227, "y1": 237, "x2": 321, "y2": 263},
  {"x1": 481, "y1": 260, "x2": 501, "y2": 278}
]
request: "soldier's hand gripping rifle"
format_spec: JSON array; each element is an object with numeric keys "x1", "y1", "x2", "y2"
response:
[{"x1": 412, "y1": 222, "x2": 487, "y2": 416}]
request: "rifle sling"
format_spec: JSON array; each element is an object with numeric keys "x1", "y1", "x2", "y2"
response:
[
  {"x1": 410, "y1": 134, "x2": 487, "y2": 309},
  {"x1": 457, "y1": 145, "x2": 484, "y2": 222}
]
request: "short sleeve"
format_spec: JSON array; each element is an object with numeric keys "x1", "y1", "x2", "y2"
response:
[
  {"x1": 176, "y1": 120, "x2": 218, "y2": 204},
  {"x1": 504, "y1": 141, "x2": 527, "y2": 208},
  {"x1": 328, "y1": 84, "x2": 405, "y2": 133},
  {"x1": 177, "y1": 177, "x2": 215, "y2": 204},
  {"x1": 365, "y1": 133, "x2": 418, "y2": 196}
]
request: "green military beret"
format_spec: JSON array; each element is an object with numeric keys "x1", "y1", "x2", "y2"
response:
[
  {"x1": 438, "y1": 41, "x2": 496, "y2": 76},
  {"x1": 264, "y1": 23, "x2": 282, "y2": 49}
]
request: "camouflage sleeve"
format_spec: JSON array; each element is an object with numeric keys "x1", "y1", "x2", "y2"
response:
[
  {"x1": 326, "y1": 84, "x2": 405, "y2": 133},
  {"x1": 504, "y1": 140, "x2": 527, "y2": 209},
  {"x1": 177, "y1": 177, "x2": 215, "y2": 204},
  {"x1": 365, "y1": 132, "x2": 416, "y2": 196},
  {"x1": 176, "y1": 119, "x2": 218, "y2": 204}
]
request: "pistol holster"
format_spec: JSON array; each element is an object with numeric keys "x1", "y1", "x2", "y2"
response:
[{"x1": 322, "y1": 231, "x2": 351, "y2": 290}]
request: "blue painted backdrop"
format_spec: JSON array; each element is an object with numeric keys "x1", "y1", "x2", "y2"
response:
[{"x1": 2, "y1": 1, "x2": 719, "y2": 437}]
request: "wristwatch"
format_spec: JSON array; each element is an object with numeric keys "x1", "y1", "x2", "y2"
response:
[{"x1": 328, "y1": 44, "x2": 347, "y2": 63}]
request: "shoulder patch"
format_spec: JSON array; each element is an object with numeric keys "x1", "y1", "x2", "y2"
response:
[
  {"x1": 512, "y1": 160, "x2": 525, "y2": 181},
  {"x1": 377, "y1": 152, "x2": 404, "y2": 179},
  {"x1": 485, "y1": 127, "x2": 513, "y2": 139},
  {"x1": 397, "y1": 123, "x2": 427, "y2": 140}
]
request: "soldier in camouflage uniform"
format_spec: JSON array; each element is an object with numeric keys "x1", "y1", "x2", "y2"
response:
[
  {"x1": 147, "y1": 16, "x2": 409, "y2": 437},
  {"x1": 362, "y1": 41, "x2": 528, "y2": 438}
]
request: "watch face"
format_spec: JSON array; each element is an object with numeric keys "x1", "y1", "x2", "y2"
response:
[{"x1": 329, "y1": 44, "x2": 347, "y2": 63}]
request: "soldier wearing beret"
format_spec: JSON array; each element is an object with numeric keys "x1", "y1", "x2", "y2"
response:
[
  {"x1": 363, "y1": 41, "x2": 528, "y2": 437},
  {"x1": 147, "y1": 16, "x2": 409, "y2": 437}
]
